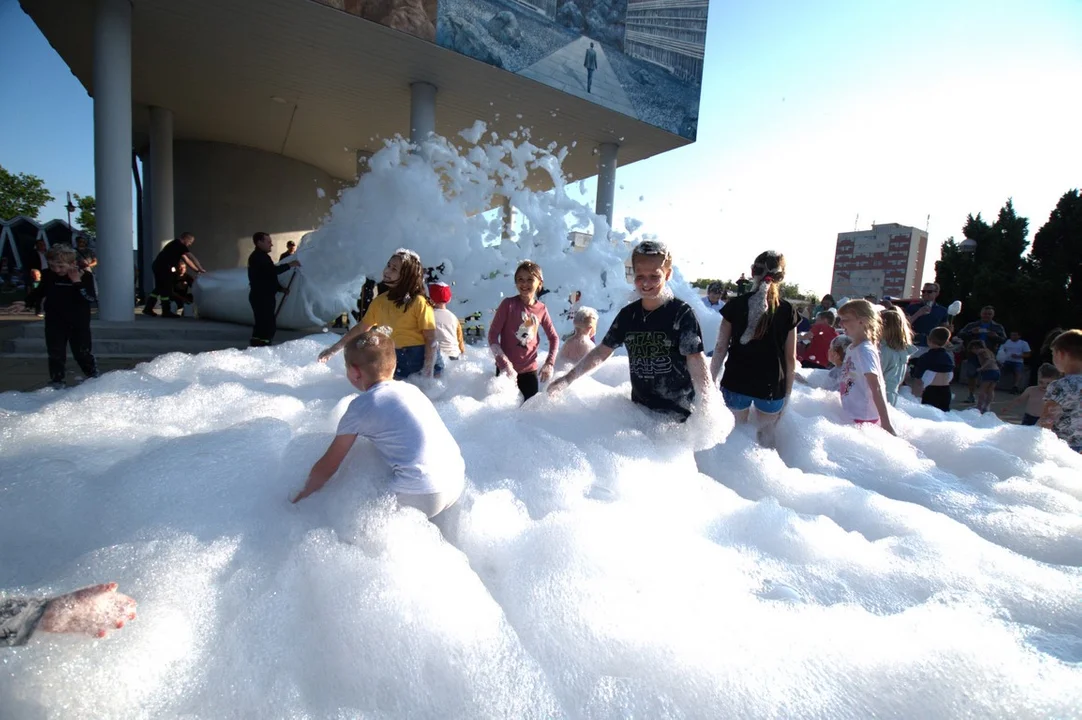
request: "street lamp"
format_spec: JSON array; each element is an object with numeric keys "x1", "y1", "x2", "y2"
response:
[{"x1": 65, "y1": 192, "x2": 76, "y2": 240}]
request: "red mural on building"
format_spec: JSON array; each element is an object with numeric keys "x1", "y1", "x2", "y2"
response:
[{"x1": 832, "y1": 232, "x2": 919, "y2": 298}]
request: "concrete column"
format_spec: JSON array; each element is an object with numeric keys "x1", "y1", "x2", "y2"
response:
[
  {"x1": 93, "y1": 0, "x2": 134, "y2": 321},
  {"x1": 138, "y1": 150, "x2": 154, "y2": 293},
  {"x1": 409, "y1": 82, "x2": 437, "y2": 145},
  {"x1": 595, "y1": 143, "x2": 619, "y2": 229},
  {"x1": 149, "y1": 106, "x2": 175, "y2": 263},
  {"x1": 355, "y1": 149, "x2": 374, "y2": 179},
  {"x1": 501, "y1": 196, "x2": 513, "y2": 242}
]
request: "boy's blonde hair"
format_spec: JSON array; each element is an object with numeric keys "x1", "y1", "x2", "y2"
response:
[
  {"x1": 838, "y1": 299, "x2": 882, "y2": 344},
  {"x1": 631, "y1": 240, "x2": 673, "y2": 271},
  {"x1": 1050, "y1": 329, "x2": 1082, "y2": 361},
  {"x1": 573, "y1": 306, "x2": 598, "y2": 328},
  {"x1": 829, "y1": 334, "x2": 853, "y2": 357},
  {"x1": 880, "y1": 307, "x2": 913, "y2": 351},
  {"x1": 344, "y1": 327, "x2": 396, "y2": 378},
  {"x1": 46, "y1": 243, "x2": 76, "y2": 264},
  {"x1": 1038, "y1": 362, "x2": 1062, "y2": 381}
]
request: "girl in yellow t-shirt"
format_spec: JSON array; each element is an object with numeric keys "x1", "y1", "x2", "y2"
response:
[{"x1": 319, "y1": 249, "x2": 442, "y2": 379}]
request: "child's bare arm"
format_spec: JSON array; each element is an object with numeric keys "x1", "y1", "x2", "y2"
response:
[
  {"x1": 319, "y1": 322, "x2": 371, "y2": 363},
  {"x1": 422, "y1": 329, "x2": 438, "y2": 376},
  {"x1": 292, "y1": 434, "x2": 358, "y2": 503},
  {"x1": 548, "y1": 344, "x2": 614, "y2": 394},
  {"x1": 783, "y1": 328, "x2": 797, "y2": 399},
  {"x1": 865, "y1": 373, "x2": 896, "y2": 435},
  {"x1": 687, "y1": 352, "x2": 715, "y2": 402},
  {"x1": 1007, "y1": 387, "x2": 1032, "y2": 408},
  {"x1": 710, "y1": 319, "x2": 733, "y2": 382},
  {"x1": 1038, "y1": 399, "x2": 1062, "y2": 430},
  {"x1": 456, "y1": 321, "x2": 465, "y2": 354}
]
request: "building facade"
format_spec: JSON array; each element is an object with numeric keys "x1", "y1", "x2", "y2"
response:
[
  {"x1": 830, "y1": 223, "x2": 928, "y2": 300},
  {"x1": 624, "y1": 0, "x2": 708, "y2": 84}
]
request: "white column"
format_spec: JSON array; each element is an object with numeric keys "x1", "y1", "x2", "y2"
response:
[
  {"x1": 93, "y1": 0, "x2": 134, "y2": 321},
  {"x1": 409, "y1": 82, "x2": 437, "y2": 145},
  {"x1": 595, "y1": 143, "x2": 619, "y2": 229},
  {"x1": 149, "y1": 106, "x2": 175, "y2": 264},
  {"x1": 139, "y1": 150, "x2": 154, "y2": 294}
]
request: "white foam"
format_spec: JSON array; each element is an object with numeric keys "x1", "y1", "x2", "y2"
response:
[{"x1": 2, "y1": 130, "x2": 1080, "y2": 717}]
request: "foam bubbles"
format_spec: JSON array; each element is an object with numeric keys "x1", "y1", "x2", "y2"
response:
[{"x1": 1, "y1": 340, "x2": 1080, "y2": 717}]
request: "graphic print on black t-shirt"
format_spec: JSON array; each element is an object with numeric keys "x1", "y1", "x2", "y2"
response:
[{"x1": 602, "y1": 298, "x2": 704, "y2": 418}]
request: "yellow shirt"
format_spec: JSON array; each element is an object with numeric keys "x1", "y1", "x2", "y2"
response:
[{"x1": 361, "y1": 293, "x2": 435, "y2": 349}]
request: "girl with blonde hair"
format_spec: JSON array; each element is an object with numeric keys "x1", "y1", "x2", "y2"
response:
[
  {"x1": 879, "y1": 307, "x2": 917, "y2": 405},
  {"x1": 837, "y1": 299, "x2": 894, "y2": 433}
]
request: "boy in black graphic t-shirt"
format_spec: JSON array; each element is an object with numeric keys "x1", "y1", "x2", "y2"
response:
[{"x1": 549, "y1": 241, "x2": 714, "y2": 419}]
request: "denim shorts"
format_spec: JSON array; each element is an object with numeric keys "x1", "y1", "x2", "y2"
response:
[
  {"x1": 1001, "y1": 361, "x2": 1023, "y2": 373},
  {"x1": 395, "y1": 345, "x2": 443, "y2": 380},
  {"x1": 722, "y1": 388, "x2": 785, "y2": 414},
  {"x1": 980, "y1": 369, "x2": 1001, "y2": 383}
]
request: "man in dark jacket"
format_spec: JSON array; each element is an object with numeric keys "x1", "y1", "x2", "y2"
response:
[
  {"x1": 143, "y1": 232, "x2": 206, "y2": 317},
  {"x1": 248, "y1": 232, "x2": 300, "y2": 346}
]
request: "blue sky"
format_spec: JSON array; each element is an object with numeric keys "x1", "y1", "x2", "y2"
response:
[{"x1": 1, "y1": 0, "x2": 1080, "y2": 294}]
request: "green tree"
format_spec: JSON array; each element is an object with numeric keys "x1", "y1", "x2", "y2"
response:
[
  {"x1": 73, "y1": 194, "x2": 96, "y2": 236},
  {"x1": 0, "y1": 164, "x2": 54, "y2": 219},
  {"x1": 1030, "y1": 189, "x2": 1082, "y2": 331}
]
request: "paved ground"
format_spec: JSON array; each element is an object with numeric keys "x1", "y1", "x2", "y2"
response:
[{"x1": 519, "y1": 36, "x2": 635, "y2": 117}]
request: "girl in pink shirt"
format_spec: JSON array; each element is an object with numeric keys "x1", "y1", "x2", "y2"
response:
[{"x1": 489, "y1": 260, "x2": 560, "y2": 400}]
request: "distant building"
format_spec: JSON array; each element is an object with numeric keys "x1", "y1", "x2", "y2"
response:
[
  {"x1": 569, "y1": 231, "x2": 592, "y2": 250},
  {"x1": 624, "y1": 0, "x2": 709, "y2": 84},
  {"x1": 830, "y1": 223, "x2": 928, "y2": 300}
]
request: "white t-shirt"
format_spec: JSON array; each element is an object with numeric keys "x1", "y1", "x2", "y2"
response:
[
  {"x1": 839, "y1": 341, "x2": 883, "y2": 422},
  {"x1": 336, "y1": 381, "x2": 465, "y2": 495},
  {"x1": 702, "y1": 297, "x2": 725, "y2": 312},
  {"x1": 1000, "y1": 339, "x2": 1031, "y2": 363},
  {"x1": 433, "y1": 308, "x2": 461, "y2": 359}
]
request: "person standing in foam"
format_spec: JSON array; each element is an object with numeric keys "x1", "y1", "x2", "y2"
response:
[
  {"x1": 549, "y1": 240, "x2": 714, "y2": 420},
  {"x1": 429, "y1": 282, "x2": 465, "y2": 360},
  {"x1": 836, "y1": 299, "x2": 896, "y2": 434},
  {"x1": 488, "y1": 260, "x2": 560, "y2": 401},
  {"x1": 710, "y1": 251, "x2": 798, "y2": 447},
  {"x1": 319, "y1": 249, "x2": 442, "y2": 379},
  {"x1": 293, "y1": 328, "x2": 466, "y2": 521},
  {"x1": 879, "y1": 307, "x2": 918, "y2": 405},
  {"x1": 555, "y1": 306, "x2": 598, "y2": 369}
]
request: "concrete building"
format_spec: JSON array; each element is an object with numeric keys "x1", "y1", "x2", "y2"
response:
[
  {"x1": 624, "y1": 0, "x2": 709, "y2": 84},
  {"x1": 19, "y1": 0, "x2": 696, "y2": 322},
  {"x1": 830, "y1": 223, "x2": 929, "y2": 301}
]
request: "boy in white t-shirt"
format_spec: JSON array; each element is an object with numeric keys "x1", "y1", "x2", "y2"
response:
[
  {"x1": 292, "y1": 327, "x2": 466, "y2": 524},
  {"x1": 999, "y1": 331, "x2": 1031, "y2": 393},
  {"x1": 428, "y1": 282, "x2": 465, "y2": 361}
]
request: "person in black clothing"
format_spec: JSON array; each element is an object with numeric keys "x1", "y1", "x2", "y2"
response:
[
  {"x1": 913, "y1": 326, "x2": 956, "y2": 411},
  {"x1": 711, "y1": 251, "x2": 798, "y2": 447},
  {"x1": 248, "y1": 232, "x2": 301, "y2": 347},
  {"x1": 549, "y1": 240, "x2": 715, "y2": 420},
  {"x1": 143, "y1": 232, "x2": 207, "y2": 317},
  {"x1": 279, "y1": 240, "x2": 297, "y2": 262},
  {"x1": 170, "y1": 260, "x2": 195, "y2": 315},
  {"x1": 735, "y1": 273, "x2": 750, "y2": 296},
  {"x1": 39, "y1": 244, "x2": 98, "y2": 389}
]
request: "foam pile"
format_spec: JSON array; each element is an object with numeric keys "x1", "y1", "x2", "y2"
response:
[{"x1": 1, "y1": 343, "x2": 1080, "y2": 718}]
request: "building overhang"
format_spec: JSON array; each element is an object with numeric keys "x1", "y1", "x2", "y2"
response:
[{"x1": 21, "y1": 0, "x2": 689, "y2": 186}]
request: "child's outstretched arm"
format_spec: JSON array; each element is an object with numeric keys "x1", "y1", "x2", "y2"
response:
[
  {"x1": 539, "y1": 308, "x2": 560, "y2": 382},
  {"x1": 1006, "y1": 387, "x2": 1032, "y2": 409},
  {"x1": 864, "y1": 373, "x2": 896, "y2": 435},
  {"x1": 319, "y1": 322, "x2": 372, "y2": 363},
  {"x1": 687, "y1": 352, "x2": 715, "y2": 403},
  {"x1": 422, "y1": 329, "x2": 438, "y2": 377},
  {"x1": 547, "y1": 344, "x2": 614, "y2": 395},
  {"x1": 292, "y1": 434, "x2": 357, "y2": 503},
  {"x1": 456, "y1": 320, "x2": 466, "y2": 355},
  {"x1": 783, "y1": 328, "x2": 797, "y2": 399},
  {"x1": 710, "y1": 319, "x2": 733, "y2": 382}
]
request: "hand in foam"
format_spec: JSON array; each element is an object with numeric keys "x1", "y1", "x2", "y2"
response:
[{"x1": 39, "y1": 583, "x2": 137, "y2": 639}]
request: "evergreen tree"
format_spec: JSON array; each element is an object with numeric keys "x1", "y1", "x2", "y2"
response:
[{"x1": 1031, "y1": 189, "x2": 1082, "y2": 330}]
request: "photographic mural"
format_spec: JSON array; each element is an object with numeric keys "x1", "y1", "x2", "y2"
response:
[{"x1": 310, "y1": 0, "x2": 708, "y2": 140}]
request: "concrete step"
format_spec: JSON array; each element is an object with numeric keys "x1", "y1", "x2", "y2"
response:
[{"x1": 2, "y1": 337, "x2": 251, "y2": 356}]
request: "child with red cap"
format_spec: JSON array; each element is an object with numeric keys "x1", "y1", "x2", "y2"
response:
[{"x1": 429, "y1": 282, "x2": 465, "y2": 361}]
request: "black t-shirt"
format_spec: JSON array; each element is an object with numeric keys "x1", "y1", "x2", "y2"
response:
[
  {"x1": 601, "y1": 298, "x2": 704, "y2": 418},
  {"x1": 248, "y1": 250, "x2": 291, "y2": 296},
  {"x1": 914, "y1": 347, "x2": 955, "y2": 374},
  {"x1": 720, "y1": 294, "x2": 799, "y2": 400},
  {"x1": 155, "y1": 239, "x2": 188, "y2": 271}
]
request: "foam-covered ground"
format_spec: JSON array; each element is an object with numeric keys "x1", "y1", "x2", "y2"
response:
[{"x1": 2, "y1": 341, "x2": 1080, "y2": 718}]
